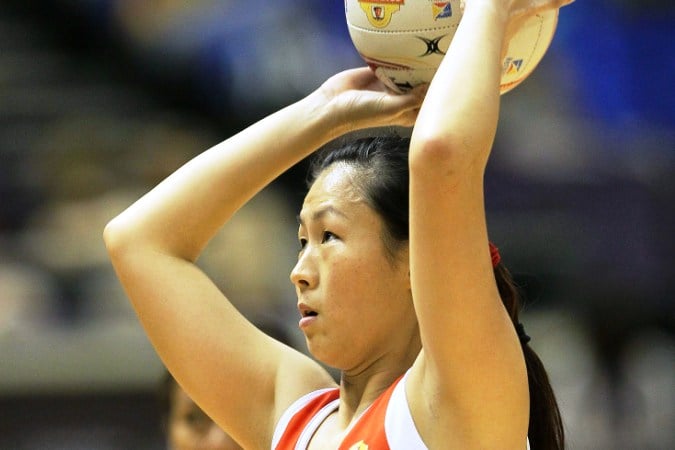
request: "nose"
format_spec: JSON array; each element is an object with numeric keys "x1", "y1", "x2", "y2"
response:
[{"x1": 290, "y1": 247, "x2": 317, "y2": 290}]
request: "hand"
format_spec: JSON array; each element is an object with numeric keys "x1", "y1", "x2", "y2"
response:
[
  {"x1": 463, "y1": 0, "x2": 573, "y2": 31},
  {"x1": 483, "y1": 0, "x2": 574, "y2": 60},
  {"x1": 314, "y1": 67, "x2": 426, "y2": 133},
  {"x1": 500, "y1": 0, "x2": 574, "y2": 19}
]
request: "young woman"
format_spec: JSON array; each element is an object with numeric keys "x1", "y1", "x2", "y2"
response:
[{"x1": 104, "y1": 0, "x2": 571, "y2": 448}]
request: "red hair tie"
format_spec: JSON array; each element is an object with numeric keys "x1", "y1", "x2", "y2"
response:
[{"x1": 489, "y1": 242, "x2": 501, "y2": 268}]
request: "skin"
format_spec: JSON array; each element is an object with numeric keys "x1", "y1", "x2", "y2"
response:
[
  {"x1": 292, "y1": 164, "x2": 419, "y2": 374},
  {"x1": 292, "y1": 165, "x2": 422, "y2": 449},
  {"x1": 104, "y1": 1, "x2": 574, "y2": 449}
]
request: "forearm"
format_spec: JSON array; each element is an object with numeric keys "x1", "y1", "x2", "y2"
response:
[{"x1": 104, "y1": 92, "x2": 339, "y2": 261}]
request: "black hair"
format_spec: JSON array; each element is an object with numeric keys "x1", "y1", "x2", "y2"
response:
[
  {"x1": 308, "y1": 135, "x2": 565, "y2": 450},
  {"x1": 309, "y1": 136, "x2": 410, "y2": 262}
]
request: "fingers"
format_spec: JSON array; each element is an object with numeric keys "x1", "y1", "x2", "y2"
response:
[
  {"x1": 410, "y1": 83, "x2": 430, "y2": 99},
  {"x1": 385, "y1": 84, "x2": 426, "y2": 112},
  {"x1": 510, "y1": 0, "x2": 574, "y2": 18},
  {"x1": 344, "y1": 67, "x2": 383, "y2": 90},
  {"x1": 395, "y1": 107, "x2": 421, "y2": 128},
  {"x1": 321, "y1": 68, "x2": 427, "y2": 130},
  {"x1": 381, "y1": 85, "x2": 427, "y2": 126}
]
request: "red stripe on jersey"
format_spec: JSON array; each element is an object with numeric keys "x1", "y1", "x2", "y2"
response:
[{"x1": 274, "y1": 375, "x2": 404, "y2": 450}]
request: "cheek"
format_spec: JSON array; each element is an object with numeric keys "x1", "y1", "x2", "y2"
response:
[
  {"x1": 318, "y1": 256, "x2": 365, "y2": 321},
  {"x1": 328, "y1": 254, "x2": 391, "y2": 306}
]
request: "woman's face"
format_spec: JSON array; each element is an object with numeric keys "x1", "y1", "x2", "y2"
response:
[
  {"x1": 168, "y1": 383, "x2": 242, "y2": 450},
  {"x1": 291, "y1": 163, "x2": 417, "y2": 371}
]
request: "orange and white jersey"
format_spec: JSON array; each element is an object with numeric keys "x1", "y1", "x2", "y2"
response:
[
  {"x1": 272, "y1": 371, "x2": 425, "y2": 450},
  {"x1": 272, "y1": 370, "x2": 532, "y2": 450}
]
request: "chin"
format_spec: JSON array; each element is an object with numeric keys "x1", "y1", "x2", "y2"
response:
[{"x1": 306, "y1": 339, "x2": 342, "y2": 369}]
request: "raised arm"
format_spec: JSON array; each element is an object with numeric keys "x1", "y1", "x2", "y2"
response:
[
  {"x1": 103, "y1": 68, "x2": 424, "y2": 449},
  {"x1": 407, "y1": 0, "x2": 569, "y2": 448}
]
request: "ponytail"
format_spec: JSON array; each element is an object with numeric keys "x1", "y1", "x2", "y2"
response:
[{"x1": 494, "y1": 264, "x2": 565, "y2": 450}]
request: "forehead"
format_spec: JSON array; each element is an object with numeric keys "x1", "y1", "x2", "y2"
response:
[{"x1": 301, "y1": 164, "x2": 362, "y2": 215}]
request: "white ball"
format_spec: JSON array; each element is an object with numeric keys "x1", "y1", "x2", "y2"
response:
[{"x1": 345, "y1": 0, "x2": 558, "y2": 94}]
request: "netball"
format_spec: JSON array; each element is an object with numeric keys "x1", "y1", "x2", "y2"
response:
[{"x1": 345, "y1": 0, "x2": 558, "y2": 94}]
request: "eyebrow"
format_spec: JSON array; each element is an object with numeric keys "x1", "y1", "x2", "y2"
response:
[{"x1": 297, "y1": 205, "x2": 348, "y2": 226}]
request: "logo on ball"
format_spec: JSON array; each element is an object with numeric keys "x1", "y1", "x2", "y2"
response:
[
  {"x1": 358, "y1": 0, "x2": 403, "y2": 28},
  {"x1": 503, "y1": 57, "x2": 524, "y2": 75},
  {"x1": 432, "y1": 2, "x2": 453, "y2": 20},
  {"x1": 418, "y1": 35, "x2": 447, "y2": 57},
  {"x1": 346, "y1": 1, "x2": 558, "y2": 94}
]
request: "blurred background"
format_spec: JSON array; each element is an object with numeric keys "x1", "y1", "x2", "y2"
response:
[{"x1": 0, "y1": 1, "x2": 673, "y2": 449}]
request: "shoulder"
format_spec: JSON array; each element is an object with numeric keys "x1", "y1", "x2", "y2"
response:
[{"x1": 406, "y1": 356, "x2": 530, "y2": 449}]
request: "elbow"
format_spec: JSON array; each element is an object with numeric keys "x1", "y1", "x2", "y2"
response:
[
  {"x1": 102, "y1": 219, "x2": 117, "y2": 253},
  {"x1": 409, "y1": 122, "x2": 493, "y2": 180},
  {"x1": 103, "y1": 214, "x2": 190, "y2": 263},
  {"x1": 409, "y1": 133, "x2": 472, "y2": 178},
  {"x1": 103, "y1": 216, "x2": 134, "y2": 261}
]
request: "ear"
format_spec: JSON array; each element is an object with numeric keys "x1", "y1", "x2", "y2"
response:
[{"x1": 399, "y1": 246, "x2": 411, "y2": 291}]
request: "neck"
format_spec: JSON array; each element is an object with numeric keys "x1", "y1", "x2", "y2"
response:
[{"x1": 337, "y1": 336, "x2": 421, "y2": 425}]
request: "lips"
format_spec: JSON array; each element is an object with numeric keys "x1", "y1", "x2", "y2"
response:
[
  {"x1": 298, "y1": 303, "x2": 318, "y2": 318},
  {"x1": 298, "y1": 303, "x2": 319, "y2": 329}
]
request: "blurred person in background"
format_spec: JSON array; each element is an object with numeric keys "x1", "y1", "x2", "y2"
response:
[
  {"x1": 161, "y1": 371, "x2": 242, "y2": 450},
  {"x1": 160, "y1": 321, "x2": 294, "y2": 450}
]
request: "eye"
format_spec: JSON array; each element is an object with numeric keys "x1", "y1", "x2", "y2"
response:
[
  {"x1": 183, "y1": 409, "x2": 211, "y2": 432},
  {"x1": 298, "y1": 237, "x2": 307, "y2": 251},
  {"x1": 322, "y1": 231, "x2": 336, "y2": 243}
]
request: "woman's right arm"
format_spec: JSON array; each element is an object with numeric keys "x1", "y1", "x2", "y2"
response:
[
  {"x1": 406, "y1": 0, "x2": 570, "y2": 447},
  {"x1": 103, "y1": 68, "x2": 423, "y2": 449}
]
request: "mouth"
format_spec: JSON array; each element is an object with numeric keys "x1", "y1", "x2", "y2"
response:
[
  {"x1": 298, "y1": 304, "x2": 318, "y2": 318},
  {"x1": 298, "y1": 303, "x2": 319, "y2": 330}
]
